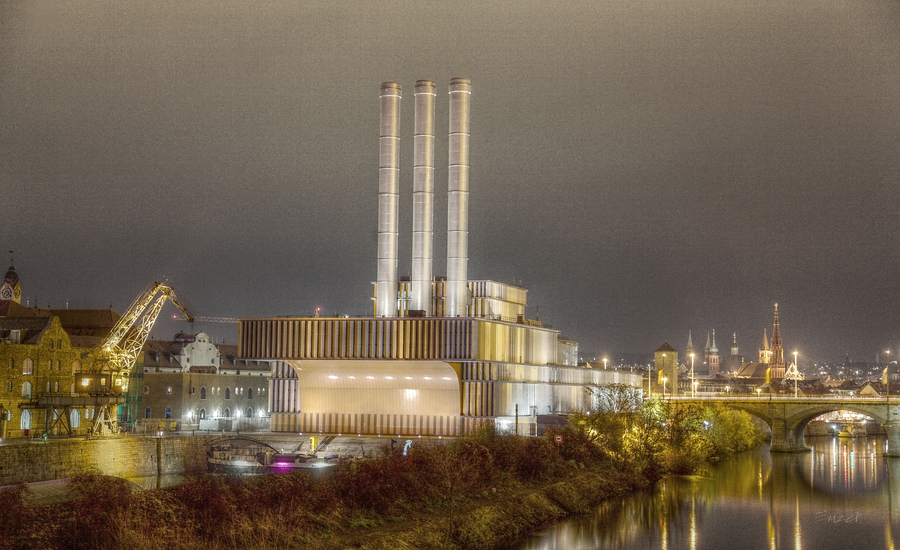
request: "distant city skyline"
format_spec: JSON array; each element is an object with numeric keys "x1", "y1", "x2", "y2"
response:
[{"x1": 2, "y1": 1, "x2": 899, "y2": 363}]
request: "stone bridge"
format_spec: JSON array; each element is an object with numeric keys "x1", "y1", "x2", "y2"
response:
[{"x1": 668, "y1": 396, "x2": 900, "y2": 455}]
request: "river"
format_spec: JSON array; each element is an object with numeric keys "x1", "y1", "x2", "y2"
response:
[{"x1": 516, "y1": 436, "x2": 900, "y2": 549}]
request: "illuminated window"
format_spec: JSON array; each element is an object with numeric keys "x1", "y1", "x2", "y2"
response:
[
  {"x1": 70, "y1": 409, "x2": 80, "y2": 429},
  {"x1": 199, "y1": 408, "x2": 206, "y2": 420},
  {"x1": 20, "y1": 409, "x2": 31, "y2": 430},
  {"x1": 166, "y1": 386, "x2": 173, "y2": 394},
  {"x1": 21, "y1": 382, "x2": 31, "y2": 399},
  {"x1": 54, "y1": 381, "x2": 59, "y2": 393},
  {"x1": 22, "y1": 358, "x2": 33, "y2": 375},
  {"x1": 165, "y1": 408, "x2": 172, "y2": 419}
]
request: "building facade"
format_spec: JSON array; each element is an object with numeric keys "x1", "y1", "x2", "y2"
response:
[{"x1": 132, "y1": 332, "x2": 270, "y2": 431}]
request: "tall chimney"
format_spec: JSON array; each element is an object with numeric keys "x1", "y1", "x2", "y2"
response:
[
  {"x1": 376, "y1": 82, "x2": 401, "y2": 317},
  {"x1": 446, "y1": 78, "x2": 471, "y2": 317},
  {"x1": 410, "y1": 80, "x2": 436, "y2": 315}
]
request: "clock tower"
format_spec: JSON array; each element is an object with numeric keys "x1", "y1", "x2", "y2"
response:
[{"x1": 0, "y1": 255, "x2": 22, "y2": 304}]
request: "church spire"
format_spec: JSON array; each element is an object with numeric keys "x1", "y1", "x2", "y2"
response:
[
  {"x1": 771, "y1": 303, "x2": 784, "y2": 367},
  {"x1": 710, "y1": 329, "x2": 718, "y2": 354},
  {"x1": 685, "y1": 330, "x2": 695, "y2": 359},
  {"x1": 731, "y1": 332, "x2": 739, "y2": 356}
]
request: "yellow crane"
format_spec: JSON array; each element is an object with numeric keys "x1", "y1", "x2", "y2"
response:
[{"x1": 77, "y1": 282, "x2": 193, "y2": 435}]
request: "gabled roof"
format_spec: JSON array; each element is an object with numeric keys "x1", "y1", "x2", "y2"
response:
[
  {"x1": 0, "y1": 316, "x2": 55, "y2": 345},
  {"x1": 50, "y1": 309, "x2": 121, "y2": 337}
]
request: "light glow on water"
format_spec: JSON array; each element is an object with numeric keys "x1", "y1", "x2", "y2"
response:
[{"x1": 516, "y1": 436, "x2": 899, "y2": 550}]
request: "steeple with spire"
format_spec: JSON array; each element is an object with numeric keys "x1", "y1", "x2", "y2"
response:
[
  {"x1": 708, "y1": 328, "x2": 720, "y2": 374},
  {"x1": 769, "y1": 303, "x2": 786, "y2": 379},
  {"x1": 685, "y1": 331, "x2": 695, "y2": 361},
  {"x1": 759, "y1": 328, "x2": 772, "y2": 364},
  {"x1": 731, "y1": 332, "x2": 739, "y2": 356}
]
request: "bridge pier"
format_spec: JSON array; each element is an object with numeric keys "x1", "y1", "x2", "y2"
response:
[
  {"x1": 885, "y1": 421, "x2": 900, "y2": 457},
  {"x1": 768, "y1": 417, "x2": 811, "y2": 453}
]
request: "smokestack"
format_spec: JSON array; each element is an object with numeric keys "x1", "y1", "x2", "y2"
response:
[
  {"x1": 376, "y1": 82, "x2": 401, "y2": 317},
  {"x1": 410, "y1": 80, "x2": 436, "y2": 315},
  {"x1": 446, "y1": 78, "x2": 471, "y2": 317}
]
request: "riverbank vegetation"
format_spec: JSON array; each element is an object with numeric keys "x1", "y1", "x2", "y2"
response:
[{"x1": 0, "y1": 387, "x2": 764, "y2": 550}]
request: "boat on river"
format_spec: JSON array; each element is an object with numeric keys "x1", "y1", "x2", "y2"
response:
[{"x1": 207, "y1": 444, "x2": 333, "y2": 473}]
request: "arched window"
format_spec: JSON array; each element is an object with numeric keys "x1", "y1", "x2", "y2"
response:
[
  {"x1": 248, "y1": 387, "x2": 254, "y2": 400},
  {"x1": 6, "y1": 380, "x2": 11, "y2": 392},
  {"x1": 199, "y1": 408, "x2": 206, "y2": 420},
  {"x1": 9, "y1": 358, "x2": 13, "y2": 370},
  {"x1": 145, "y1": 407, "x2": 151, "y2": 419},
  {"x1": 54, "y1": 381, "x2": 59, "y2": 393},
  {"x1": 70, "y1": 409, "x2": 80, "y2": 429},
  {"x1": 200, "y1": 387, "x2": 207, "y2": 399},
  {"x1": 144, "y1": 385, "x2": 149, "y2": 394},
  {"x1": 55, "y1": 360, "x2": 61, "y2": 371},
  {"x1": 21, "y1": 382, "x2": 32, "y2": 399},
  {"x1": 165, "y1": 408, "x2": 172, "y2": 419},
  {"x1": 225, "y1": 388, "x2": 230, "y2": 400},
  {"x1": 223, "y1": 408, "x2": 230, "y2": 418},
  {"x1": 246, "y1": 408, "x2": 253, "y2": 418},
  {"x1": 71, "y1": 360, "x2": 81, "y2": 374},
  {"x1": 22, "y1": 358, "x2": 33, "y2": 375},
  {"x1": 46, "y1": 382, "x2": 51, "y2": 392},
  {"x1": 20, "y1": 409, "x2": 31, "y2": 430},
  {"x1": 47, "y1": 360, "x2": 52, "y2": 371}
]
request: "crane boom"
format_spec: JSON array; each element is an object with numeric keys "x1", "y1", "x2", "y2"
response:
[{"x1": 80, "y1": 282, "x2": 193, "y2": 436}]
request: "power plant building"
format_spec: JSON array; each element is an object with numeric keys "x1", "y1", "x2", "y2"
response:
[{"x1": 239, "y1": 79, "x2": 640, "y2": 436}]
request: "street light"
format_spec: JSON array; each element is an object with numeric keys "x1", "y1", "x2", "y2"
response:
[
  {"x1": 690, "y1": 353, "x2": 695, "y2": 398},
  {"x1": 725, "y1": 385, "x2": 730, "y2": 395},
  {"x1": 886, "y1": 350, "x2": 891, "y2": 399},
  {"x1": 756, "y1": 388, "x2": 761, "y2": 398},
  {"x1": 662, "y1": 376, "x2": 668, "y2": 400},
  {"x1": 603, "y1": 357, "x2": 608, "y2": 370}
]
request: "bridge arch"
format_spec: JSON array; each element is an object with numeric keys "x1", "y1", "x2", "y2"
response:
[{"x1": 671, "y1": 397, "x2": 900, "y2": 456}]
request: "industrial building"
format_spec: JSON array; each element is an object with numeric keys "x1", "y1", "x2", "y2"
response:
[{"x1": 241, "y1": 79, "x2": 640, "y2": 437}]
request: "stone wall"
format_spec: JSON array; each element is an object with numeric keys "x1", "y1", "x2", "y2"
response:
[{"x1": 0, "y1": 434, "x2": 215, "y2": 486}]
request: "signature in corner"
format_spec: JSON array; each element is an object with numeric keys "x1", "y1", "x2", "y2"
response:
[{"x1": 814, "y1": 511, "x2": 860, "y2": 524}]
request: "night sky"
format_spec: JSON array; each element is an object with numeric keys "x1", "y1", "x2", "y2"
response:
[{"x1": 2, "y1": 1, "x2": 898, "y2": 364}]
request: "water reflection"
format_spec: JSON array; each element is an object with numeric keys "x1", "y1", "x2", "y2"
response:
[{"x1": 517, "y1": 436, "x2": 900, "y2": 550}]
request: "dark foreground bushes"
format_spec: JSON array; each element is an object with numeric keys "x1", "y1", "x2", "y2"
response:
[{"x1": 0, "y1": 430, "x2": 641, "y2": 550}]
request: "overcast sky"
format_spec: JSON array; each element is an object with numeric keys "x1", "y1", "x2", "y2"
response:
[{"x1": 1, "y1": 0, "x2": 898, "y2": 363}]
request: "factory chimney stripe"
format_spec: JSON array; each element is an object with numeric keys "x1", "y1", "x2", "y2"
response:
[
  {"x1": 376, "y1": 82, "x2": 401, "y2": 317},
  {"x1": 446, "y1": 78, "x2": 471, "y2": 318},
  {"x1": 411, "y1": 80, "x2": 436, "y2": 315}
]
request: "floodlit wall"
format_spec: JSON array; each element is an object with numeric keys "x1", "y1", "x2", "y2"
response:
[{"x1": 285, "y1": 360, "x2": 460, "y2": 436}]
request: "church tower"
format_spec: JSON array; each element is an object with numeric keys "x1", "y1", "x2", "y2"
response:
[
  {"x1": 730, "y1": 332, "x2": 739, "y2": 356},
  {"x1": 0, "y1": 254, "x2": 21, "y2": 304},
  {"x1": 769, "y1": 303, "x2": 785, "y2": 379},
  {"x1": 708, "y1": 329, "x2": 720, "y2": 375},
  {"x1": 759, "y1": 328, "x2": 772, "y2": 364},
  {"x1": 685, "y1": 331, "x2": 695, "y2": 364}
]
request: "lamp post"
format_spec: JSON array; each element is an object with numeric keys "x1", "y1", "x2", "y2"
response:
[
  {"x1": 756, "y1": 388, "x2": 761, "y2": 399},
  {"x1": 886, "y1": 350, "x2": 891, "y2": 399},
  {"x1": 603, "y1": 357, "x2": 608, "y2": 370},
  {"x1": 690, "y1": 353, "x2": 695, "y2": 398},
  {"x1": 725, "y1": 385, "x2": 730, "y2": 396},
  {"x1": 662, "y1": 376, "x2": 668, "y2": 400},
  {"x1": 792, "y1": 351, "x2": 799, "y2": 398}
]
